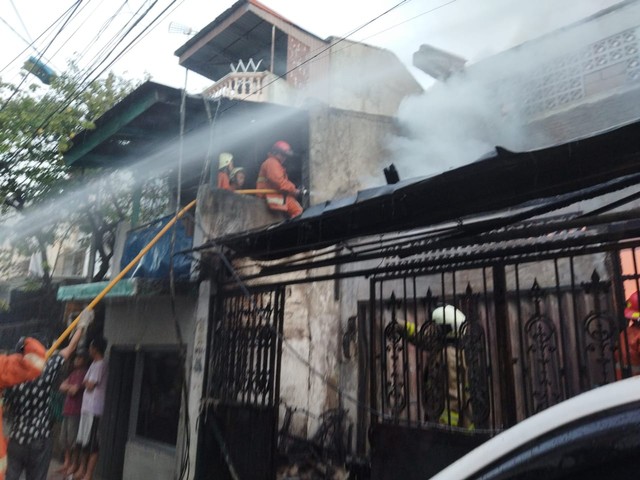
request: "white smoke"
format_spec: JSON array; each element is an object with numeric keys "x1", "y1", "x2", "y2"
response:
[
  {"x1": 389, "y1": 0, "x2": 632, "y2": 179},
  {"x1": 388, "y1": 71, "x2": 528, "y2": 178}
]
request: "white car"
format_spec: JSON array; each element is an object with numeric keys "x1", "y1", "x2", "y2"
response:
[{"x1": 430, "y1": 376, "x2": 640, "y2": 479}]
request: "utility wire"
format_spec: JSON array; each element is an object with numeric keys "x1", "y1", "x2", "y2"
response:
[
  {"x1": 2, "y1": 0, "x2": 183, "y2": 180},
  {"x1": 220, "y1": 0, "x2": 415, "y2": 110},
  {"x1": 1, "y1": 0, "x2": 432, "y2": 181},
  {"x1": 0, "y1": 0, "x2": 84, "y2": 112},
  {"x1": 0, "y1": 17, "x2": 36, "y2": 55},
  {"x1": 0, "y1": 1, "x2": 80, "y2": 76},
  {"x1": 3, "y1": 0, "x2": 493, "y2": 439},
  {"x1": 40, "y1": 0, "x2": 126, "y2": 71},
  {"x1": 8, "y1": 0, "x2": 33, "y2": 43},
  {"x1": 3, "y1": 0, "x2": 155, "y2": 154},
  {"x1": 337, "y1": 0, "x2": 457, "y2": 52}
]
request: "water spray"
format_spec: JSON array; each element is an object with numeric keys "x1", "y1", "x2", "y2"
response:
[
  {"x1": 44, "y1": 186, "x2": 291, "y2": 357},
  {"x1": 46, "y1": 199, "x2": 197, "y2": 358}
]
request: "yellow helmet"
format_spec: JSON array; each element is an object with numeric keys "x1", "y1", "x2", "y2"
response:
[
  {"x1": 218, "y1": 152, "x2": 233, "y2": 170},
  {"x1": 432, "y1": 305, "x2": 466, "y2": 336}
]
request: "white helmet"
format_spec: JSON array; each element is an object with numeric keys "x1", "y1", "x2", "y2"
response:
[
  {"x1": 218, "y1": 152, "x2": 233, "y2": 170},
  {"x1": 432, "y1": 305, "x2": 466, "y2": 336}
]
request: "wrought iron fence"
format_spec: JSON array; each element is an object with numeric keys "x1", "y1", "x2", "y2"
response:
[
  {"x1": 370, "y1": 246, "x2": 639, "y2": 431},
  {"x1": 207, "y1": 287, "x2": 285, "y2": 407}
]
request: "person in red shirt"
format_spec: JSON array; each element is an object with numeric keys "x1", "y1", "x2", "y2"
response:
[
  {"x1": 256, "y1": 141, "x2": 303, "y2": 218},
  {"x1": 217, "y1": 152, "x2": 234, "y2": 190},
  {"x1": 0, "y1": 337, "x2": 46, "y2": 480},
  {"x1": 57, "y1": 351, "x2": 89, "y2": 476}
]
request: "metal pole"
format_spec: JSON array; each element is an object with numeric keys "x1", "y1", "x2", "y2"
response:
[
  {"x1": 270, "y1": 25, "x2": 275, "y2": 73},
  {"x1": 493, "y1": 264, "x2": 518, "y2": 427}
]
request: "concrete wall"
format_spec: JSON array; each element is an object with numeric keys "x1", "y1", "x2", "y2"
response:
[
  {"x1": 270, "y1": 107, "x2": 400, "y2": 439},
  {"x1": 278, "y1": 272, "x2": 341, "y2": 436},
  {"x1": 105, "y1": 295, "x2": 197, "y2": 480},
  {"x1": 195, "y1": 185, "x2": 285, "y2": 242},
  {"x1": 465, "y1": 2, "x2": 640, "y2": 150},
  {"x1": 105, "y1": 295, "x2": 196, "y2": 348},
  {"x1": 309, "y1": 107, "x2": 397, "y2": 204}
]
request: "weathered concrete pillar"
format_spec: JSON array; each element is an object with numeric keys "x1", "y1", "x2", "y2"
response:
[{"x1": 185, "y1": 279, "x2": 211, "y2": 480}]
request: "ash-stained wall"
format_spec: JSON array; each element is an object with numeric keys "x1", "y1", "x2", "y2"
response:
[
  {"x1": 309, "y1": 107, "x2": 397, "y2": 203},
  {"x1": 272, "y1": 107, "x2": 401, "y2": 441}
]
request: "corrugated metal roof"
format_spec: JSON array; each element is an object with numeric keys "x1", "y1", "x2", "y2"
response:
[{"x1": 214, "y1": 119, "x2": 640, "y2": 260}]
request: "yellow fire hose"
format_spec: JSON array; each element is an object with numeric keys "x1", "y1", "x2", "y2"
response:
[
  {"x1": 46, "y1": 199, "x2": 197, "y2": 358},
  {"x1": 45, "y1": 188, "x2": 283, "y2": 358},
  {"x1": 233, "y1": 189, "x2": 278, "y2": 194}
]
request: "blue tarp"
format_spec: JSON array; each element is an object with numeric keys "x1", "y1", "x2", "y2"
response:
[{"x1": 121, "y1": 217, "x2": 193, "y2": 279}]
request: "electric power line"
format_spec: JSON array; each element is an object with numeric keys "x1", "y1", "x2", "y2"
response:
[
  {"x1": 9, "y1": 0, "x2": 33, "y2": 43},
  {"x1": 220, "y1": 0, "x2": 416, "y2": 109},
  {"x1": 0, "y1": 1, "x2": 82, "y2": 76},
  {"x1": 2, "y1": 0, "x2": 184, "y2": 184},
  {"x1": 0, "y1": 0, "x2": 85, "y2": 113}
]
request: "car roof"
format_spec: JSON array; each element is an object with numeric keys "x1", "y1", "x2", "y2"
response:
[{"x1": 430, "y1": 376, "x2": 640, "y2": 480}]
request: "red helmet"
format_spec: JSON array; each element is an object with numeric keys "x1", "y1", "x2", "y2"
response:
[
  {"x1": 271, "y1": 140, "x2": 294, "y2": 158},
  {"x1": 625, "y1": 291, "x2": 640, "y2": 320}
]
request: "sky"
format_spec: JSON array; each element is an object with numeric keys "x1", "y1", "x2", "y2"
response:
[
  {"x1": 0, "y1": 0, "x2": 625, "y2": 94},
  {"x1": 0, "y1": 0, "x2": 633, "y2": 241}
]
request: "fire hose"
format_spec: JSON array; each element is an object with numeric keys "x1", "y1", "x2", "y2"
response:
[
  {"x1": 46, "y1": 199, "x2": 197, "y2": 358},
  {"x1": 45, "y1": 187, "x2": 295, "y2": 358}
]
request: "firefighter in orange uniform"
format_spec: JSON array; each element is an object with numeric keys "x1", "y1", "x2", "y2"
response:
[
  {"x1": 217, "y1": 152, "x2": 234, "y2": 190},
  {"x1": 256, "y1": 141, "x2": 303, "y2": 218},
  {"x1": 0, "y1": 337, "x2": 46, "y2": 480},
  {"x1": 616, "y1": 291, "x2": 640, "y2": 379}
]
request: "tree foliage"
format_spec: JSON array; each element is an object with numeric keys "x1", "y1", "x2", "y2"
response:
[{"x1": 0, "y1": 61, "x2": 140, "y2": 286}]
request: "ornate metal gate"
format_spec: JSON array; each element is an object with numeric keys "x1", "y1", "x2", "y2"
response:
[
  {"x1": 370, "y1": 246, "x2": 637, "y2": 434},
  {"x1": 201, "y1": 286, "x2": 285, "y2": 480}
]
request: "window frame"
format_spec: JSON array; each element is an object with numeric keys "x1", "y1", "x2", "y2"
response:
[{"x1": 127, "y1": 346, "x2": 185, "y2": 451}]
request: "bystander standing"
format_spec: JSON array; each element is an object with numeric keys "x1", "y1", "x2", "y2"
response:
[
  {"x1": 57, "y1": 351, "x2": 89, "y2": 477},
  {"x1": 4, "y1": 316, "x2": 87, "y2": 480},
  {"x1": 71, "y1": 337, "x2": 107, "y2": 480}
]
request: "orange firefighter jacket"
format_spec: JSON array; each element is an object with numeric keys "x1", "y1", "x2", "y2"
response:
[
  {"x1": 218, "y1": 171, "x2": 231, "y2": 190},
  {"x1": 0, "y1": 338, "x2": 46, "y2": 480},
  {"x1": 256, "y1": 156, "x2": 302, "y2": 218},
  {"x1": 616, "y1": 323, "x2": 640, "y2": 379}
]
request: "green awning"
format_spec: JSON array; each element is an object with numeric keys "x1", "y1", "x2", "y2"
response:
[{"x1": 56, "y1": 278, "x2": 161, "y2": 301}]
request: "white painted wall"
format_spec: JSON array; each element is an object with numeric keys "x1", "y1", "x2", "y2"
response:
[{"x1": 105, "y1": 295, "x2": 196, "y2": 480}]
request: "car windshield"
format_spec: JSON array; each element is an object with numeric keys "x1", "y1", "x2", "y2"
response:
[{"x1": 470, "y1": 401, "x2": 640, "y2": 480}]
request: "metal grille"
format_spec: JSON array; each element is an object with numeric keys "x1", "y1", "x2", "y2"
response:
[
  {"x1": 370, "y1": 247, "x2": 637, "y2": 431},
  {"x1": 208, "y1": 287, "x2": 285, "y2": 407},
  {"x1": 521, "y1": 27, "x2": 640, "y2": 117}
]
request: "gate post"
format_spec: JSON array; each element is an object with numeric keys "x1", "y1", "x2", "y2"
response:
[
  {"x1": 187, "y1": 279, "x2": 212, "y2": 480},
  {"x1": 493, "y1": 265, "x2": 518, "y2": 427}
]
